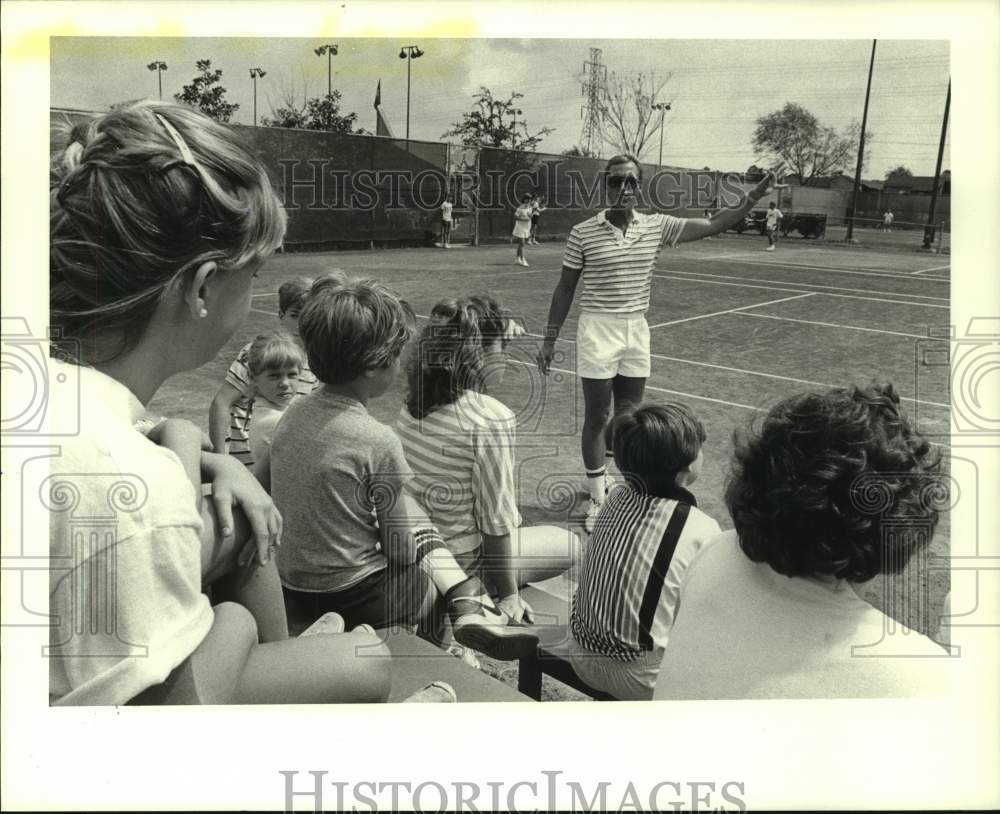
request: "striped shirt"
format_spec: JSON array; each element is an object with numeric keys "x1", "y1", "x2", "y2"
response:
[
  {"x1": 224, "y1": 341, "x2": 318, "y2": 468},
  {"x1": 571, "y1": 485, "x2": 721, "y2": 661},
  {"x1": 396, "y1": 392, "x2": 522, "y2": 553},
  {"x1": 562, "y1": 210, "x2": 686, "y2": 314}
]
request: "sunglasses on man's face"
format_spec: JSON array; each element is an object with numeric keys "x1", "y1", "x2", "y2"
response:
[{"x1": 607, "y1": 174, "x2": 640, "y2": 190}]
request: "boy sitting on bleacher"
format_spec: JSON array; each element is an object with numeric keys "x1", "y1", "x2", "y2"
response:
[{"x1": 567, "y1": 403, "x2": 721, "y2": 700}]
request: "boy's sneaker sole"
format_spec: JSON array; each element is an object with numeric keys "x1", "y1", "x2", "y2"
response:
[{"x1": 452, "y1": 620, "x2": 539, "y2": 661}]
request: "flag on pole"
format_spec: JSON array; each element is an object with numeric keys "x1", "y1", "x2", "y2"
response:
[{"x1": 374, "y1": 79, "x2": 395, "y2": 137}]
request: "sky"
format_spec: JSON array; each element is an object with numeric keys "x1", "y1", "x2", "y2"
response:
[{"x1": 50, "y1": 37, "x2": 950, "y2": 178}]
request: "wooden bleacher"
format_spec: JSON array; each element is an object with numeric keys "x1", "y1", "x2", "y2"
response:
[
  {"x1": 515, "y1": 585, "x2": 615, "y2": 701},
  {"x1": 291, "y1": 610, "x2": 533, "y2": 703},
  {"x1": 379, "y1": 628, "x2": 532, "y2": 702}
]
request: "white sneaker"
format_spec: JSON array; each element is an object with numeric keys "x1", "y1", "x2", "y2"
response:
[
  {"x1": 584, "y1": 498, "x2": 603, "y2": 534},
  {"x1": 447, "y1": 642, "x2": 483, "y2": 670},
  {"x1": 299, "y1": 611, "x2": 346, "y2": 636},
  {"x1": 765, "y1": 245, "x2": 775, "y2": 252}
]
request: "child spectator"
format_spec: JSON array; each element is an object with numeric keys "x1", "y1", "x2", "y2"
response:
[
  {"x1": 567, "y1": 403, "x2": 721, "y2": 699},
  {"x1": 653, "y1": 383, "x2": 949, "y2": 700},
  {"x1": 264, "y1": 278, "x2": 538, "y2": 660},
  {"x1": 397, "y1": 294, "x2": 580, "y2": 660},
  {"x1": 209, "y1": 276, "x2": 319, "y2": 468},
  {"x1": 245, "y1": 332, "x2": 306, "y2": 467}
]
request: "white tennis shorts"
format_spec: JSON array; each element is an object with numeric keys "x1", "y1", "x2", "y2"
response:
[{"x1": 575, "y1": 311, "x2": 651, "y2": 379}]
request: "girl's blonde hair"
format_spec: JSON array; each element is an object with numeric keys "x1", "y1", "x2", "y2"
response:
[
  {"x1": 247, "y1": 331, "x2": 306, "y2": 378},
  {"x1": 50, "y1": 101, "x2": 287, "y2": 361}
]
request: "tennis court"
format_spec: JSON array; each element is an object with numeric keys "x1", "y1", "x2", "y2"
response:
[{"x1": 149, "y1": 232, "x2": 951, "y2": 654}]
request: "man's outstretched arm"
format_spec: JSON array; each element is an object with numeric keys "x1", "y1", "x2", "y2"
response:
[{"x1": 676, "y1": 172, "x2": 777, "y2": 244}]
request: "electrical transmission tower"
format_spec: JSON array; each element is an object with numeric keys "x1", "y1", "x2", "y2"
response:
[{"x1": 580, "y1": 47, "x2": 607, "y2": 156}]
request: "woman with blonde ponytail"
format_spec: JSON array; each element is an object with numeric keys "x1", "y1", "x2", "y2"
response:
[{"x1": 48, "y1": 102, "x2": 391, "y2": 705}]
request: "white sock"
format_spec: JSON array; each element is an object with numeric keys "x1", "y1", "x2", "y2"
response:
[{"x1": 586, "y1": 467, "x2": 607, "y2": 502}]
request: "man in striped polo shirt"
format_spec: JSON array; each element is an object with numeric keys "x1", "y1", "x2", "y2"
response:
[{"x1": 537, "y1": 154, "x2": 777, "y2": 531}]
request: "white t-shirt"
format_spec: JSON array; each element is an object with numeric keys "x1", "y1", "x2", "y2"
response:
[
  {"x1": 47, "y1": 360, "x2": 214, "y2": 705},
  {"x1": 653, "y1": 530, "x2": 950, "y2": 700},
  {"x1": 765, "y1": 208, "x2": 783, "y2": 229},
  {"x1": 441, "y1": 201, "x2": 453, "y2": 222}
]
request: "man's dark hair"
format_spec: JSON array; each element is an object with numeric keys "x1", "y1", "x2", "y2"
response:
[{"x1": 611, "y1": 403, "x2": 705, "y2": 498}]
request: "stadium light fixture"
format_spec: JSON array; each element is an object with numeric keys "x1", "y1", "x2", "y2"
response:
[
  {"x1": 249, "y1": 67, "x2": 267, "y2": 127},
  {"x1": 399, "y1": 45, "x2": 425, "y2": 144},
  {"x1": 314, "y1": 44, "x2": 339, "y2": 97},
  {"x1": 651, "y1": 101, "x2": 672, "y2": 169},
  {"x1": 147, "y1": 60, "x2": 168, "y2": 100}
]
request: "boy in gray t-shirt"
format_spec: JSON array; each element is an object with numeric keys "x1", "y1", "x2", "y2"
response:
[{"x1": 259, "y1": 276, "x2": 537, "y2": 660}]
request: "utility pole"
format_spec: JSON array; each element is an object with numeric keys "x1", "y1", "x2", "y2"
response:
[
  {"x1": 846, "y1": 39, "x2": 876, "y2": 243},
  {"x1": 923, "y1": 79, "x2": 951, "y2": 250}
]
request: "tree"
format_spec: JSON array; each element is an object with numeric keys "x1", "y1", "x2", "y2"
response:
[
  {"x1": 442, "y1": 87, "x2": 554, "y2": 151},
  {"x1": 752, "y1": 102, "x2": 872, "y2": 186},
  {"x1": 262, "y1": 89, "x2": 364, "y2": 133},
  {"x1": 885, "y1": 164, "x2": 913, "y2": 179},
  {"x1": 174, "y1": 59, "x2": 239, "y2": 123},
  {"x1": 598, "y1": 70, "x2": 672, "y2": 159},
  {"x1": 561, "y1": 145, "x2": 599, "y2": 158}
]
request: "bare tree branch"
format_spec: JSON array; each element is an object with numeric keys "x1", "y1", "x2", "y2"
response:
[{"x1": 598, "y1": 70, "x2": 672, "y2": 159}]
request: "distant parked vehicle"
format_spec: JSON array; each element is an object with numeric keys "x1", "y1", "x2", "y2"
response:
[{"x1": 728, "y1": 211, "x2": 826, "y2": 239}]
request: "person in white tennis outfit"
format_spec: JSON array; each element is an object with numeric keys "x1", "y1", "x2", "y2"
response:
[
  {"x1": 537, "y1": 154, "x2": 778, "y2": 531},
  {"x1": 512, "y1": 193, "x2": 534, "y2": 266}
]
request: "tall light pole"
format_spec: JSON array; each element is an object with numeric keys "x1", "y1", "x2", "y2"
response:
[
  {"x1": 147, "y1": 61, "x2": 168, "y2": 100},
  {"x1": 314, "y1": 44, "x2": 338, "y2": 97},
  {"x1": 399, "y1": 44, "x2": 424, "y2": 144},
  {"x1": 846, "y1": 39, "x2": 877, "y2": 243},
  {"x1": 249, "y1": 67, "x2": 266, "y2": 126},
  {"x1": 651, "y1": 101, "x2": 671, "y2": 168}
]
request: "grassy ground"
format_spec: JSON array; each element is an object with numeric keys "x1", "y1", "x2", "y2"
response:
[{"x1": 148, "y1": 231, "x2": 951, "y2": 700}]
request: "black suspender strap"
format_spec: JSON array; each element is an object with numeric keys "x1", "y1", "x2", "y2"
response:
[{"x1": 637, "y1": 501, "x2": 691, "y2": 650}]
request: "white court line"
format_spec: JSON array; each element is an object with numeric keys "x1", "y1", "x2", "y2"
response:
[
  {"x1": 647, "y1": 293, "x2": 816, "y2": 329},
  {"x1": 653, "y1": 272, "x2": 949, "y2": 309},
  {"x1": 911, "y1": 264, "x2": 951, "y2": 275},
  {"x1": 249, "y1": 309, "x2": 951, "y2": 426},
  {"x1": 731, "y1": 310, "x2": 945, "y2": 341},
  {"x1": 706, "y1": 256, "x2": 949, "y2": 283},
  {"x1": 518, "y1": 328, "x2": 947, "y2": 409},
  {"x1": 506, "y1": 358, "x2": 760, "y2": 411},
  {"x1": 658, "y1": 267, "x2": 949, "y2": 302},
  {"x1": 506, "y1": 359, "x2": 950, "y2": 426}
]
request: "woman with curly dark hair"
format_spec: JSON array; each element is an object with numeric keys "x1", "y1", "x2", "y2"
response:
[
  {"x1": 396, "y1": 295, "x2": 581, "y2": 660},
  {"x1": 653, "y1": 383, "x2": 950, "y2": 700}
]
